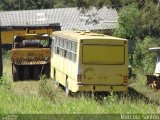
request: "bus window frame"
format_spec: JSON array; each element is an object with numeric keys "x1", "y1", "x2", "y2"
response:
[{"x1": 53, "y1": 36, "x2": 78, "y2": 63}]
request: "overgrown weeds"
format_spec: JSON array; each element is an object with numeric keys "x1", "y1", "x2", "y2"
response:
[
  {"x1": 38, "y1": 75, "x2": 56, "y2": 102},
  {"x1": 0, "y1": 75, "x2": 11, "y2": 90},
  {"x1": 3, "y1": 50, "x2": 11, "y2": 60}
]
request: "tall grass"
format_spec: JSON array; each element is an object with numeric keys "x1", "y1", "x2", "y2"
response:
[
  {"x1": 38, "y1": 75, "x2": 56, "y2": 102},
  {"x1": 3, "y1": 50, "x2": 12, "y2": 83},
  {"x1": 0, "y1": 86, "x2": 159, "y2": 114},
  {"x1": 0, "y1": 50, "x2": 159, "y2": 114},
  {"x1": 3, "y1": 50, "x2": 11, "y2": 60},
  {"x1": 0, "y1": 75, "x2": 11, "y2": 90},
  {"x1": 129, "y1": 70, "x2": 160, "y2": 104}
]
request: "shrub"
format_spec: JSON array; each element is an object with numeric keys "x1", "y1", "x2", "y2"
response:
[
  {"x1": 114, "y1": 4, "x2": 140, "y2": 38},
  {"x1": 38, "y1": 75, "x2": 56, "y2": 102},
  {"x1": 133, "y1": 37, "x2": 158, "y2": 73},
  {"x1": 3, "y1": 50, "x2": 11, "y2": 60},
  {"x1": 0, "y1": 75, "x2": 11, "y2": 90}
]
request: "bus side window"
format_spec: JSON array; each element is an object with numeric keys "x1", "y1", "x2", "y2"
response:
[
  {"x1": 60, "y1": 37, "x2": 64, "y2": 47},
  {"x1": 69, "y1": 52, "x2": 72, "y2": 60},
  {"x1": 68, "y1": 41, "x2": 71, "y2": 51},
  {"x1": 72, "y1": 53, "x2": 77, "y2": 62},
  {"x1": 64, "y1": 40, "x2": 67, "y2": 49},
  {"x1": 56, "y1": 47, "x2": 59, "y2": 54},
  {"x1": 57, "y1": 37, "x2": 60, "y2": 46},
  {"x1": 61, "y1": 39, "x2": 64, "y2": 48},
  {"x1": 64, "y1": 50, "x2": 67, "y2": 58},
  {"x1": 70, "y1": 42, "x2": 76, "y2": 52},
  {"x1": 55, "y1": 37, "x2": 57, "y2": 46},
  {"x1": 66, "y1": 41, "x2": 69, "y2": 50},
  {"x1": 62, "y1": 49, "x2": 65, "y2": 57},
  {"x1": 66, "y1": 51, "x2": 69, "y2": 59},
  {"x1": 75, "y1": 43, "x2": 77, "y2": 52},
  {"x1": 71, "y1": 42, "x2": 74, "y2": 52},
  {"x1": 54, "y1": 46, "x2": 56, "y2": 54},
  {"x1": 59, "y1": 48, "x2": 64, "y2": 57},
  {"x1": 59, "y1": 48, "x2": 62, "y2": 56},
  {"x1": 72, "y1": 42, "x2": 74, "y2": 52},
  {"x1": 66, "y1": 51, "x2": 71, "y2": 60}
]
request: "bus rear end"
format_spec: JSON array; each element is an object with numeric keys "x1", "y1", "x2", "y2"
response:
[{"x1": 77, "y1": 38, "x2": 128, "y2": 92}]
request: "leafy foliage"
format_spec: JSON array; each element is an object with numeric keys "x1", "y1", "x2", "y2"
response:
[
  {"x1": 139, "y1": 1, "x2": 160, "y2": 38},
  {"x1": 73, "y1": 0, "x2": 160, "y2": 38},
  {"x1": 38, "y1": 75, "x2": 56, "y2": 102},
  {"x1": 112, "y1": 1, "x2": 160, "y2": 73},
  {"x1": 0, "y1": 0, "x2": 76, "y2": 10},
  {"x1": 114, "y1": 4, "x2": 140, "y2": 38},
  {"x1": 133, "y1": 37, "x2": 158, "y2": 73},
  {"x1": 0, "y1": 75, "x2": 11, "y2": 90}
]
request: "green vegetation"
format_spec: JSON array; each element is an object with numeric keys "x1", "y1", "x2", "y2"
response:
[
  {"x1": 0, "y1": 85, "x2": 159, "y2": 114},
  {"x1": 0, "y1": 52, "x2": 159, "y2": 115},
  {"x1": 0, "y1": 0, "x2": 77, "y2": 10},
  {"x1": 38, "y1": 75, "x2": 57, "y2": 102},
  {"x1": 112, "y1": 1, "x2": 160, "y2": 74},
  {"x1": 114, "y1": 4, "x2": 140, "y2": 39},
  {"x1": 129, "y1": 70, "x2": 160, "y2": 105},
  {"x1": 133, "y1": 37, "x2": 158, "y2": 73},
  {"x1": 0, "y1": 0, "x2": 160, "y2": 115}
]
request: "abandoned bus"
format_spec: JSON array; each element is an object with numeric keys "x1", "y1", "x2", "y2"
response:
[{"x1": 51, "y1": 31, "x2": 128, "y2": 95}]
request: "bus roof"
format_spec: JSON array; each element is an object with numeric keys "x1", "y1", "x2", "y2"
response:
[{"x1": 52, "y1": 31, "x2": 127, "y2": 42}]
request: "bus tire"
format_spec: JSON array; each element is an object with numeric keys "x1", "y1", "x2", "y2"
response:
[
  {"x1": 53, "y1": 68, "x2": 59, "y2": 88},
  {"x1": 65, "y1": 78, "x2": 70, "y2": 96},
  {"x1": 54, "y1": 79, "x2": 59, "y2": 88}
]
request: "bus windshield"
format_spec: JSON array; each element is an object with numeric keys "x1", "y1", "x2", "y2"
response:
[{"x1": 82, "y1": 44, "x2": 125, "y2": 65}]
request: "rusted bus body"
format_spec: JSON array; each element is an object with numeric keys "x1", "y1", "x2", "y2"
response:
[{"x1": 51, "y1": 31, "x2": 128, "y2": 95}]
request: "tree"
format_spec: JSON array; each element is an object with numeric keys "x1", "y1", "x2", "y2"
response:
[
  {"x1": 133, "y1": 37, "x2": 158, "y2": 73},
  {"x1": 0, "y1": 0, "x2": 20, "y2": 10},
  {"x1": 23, "y1": 0, "x2": 54, "y2": 10},
  {"x1": 0, "y1": 0, "x2": 76, "y2": 10},
  {"x1": 139, "y1": 0, "x2": 160, "y2": 38},
  {"x1": 53, "y1": 0, "x2": 76, "y2": 8},
  {"x1": 114, "y1": 4, "x2": 140, "y2": 39}
]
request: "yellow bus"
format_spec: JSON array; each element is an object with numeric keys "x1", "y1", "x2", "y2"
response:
[{"x1": 51, "y1": 31, "x2": 128, "y2": 95}]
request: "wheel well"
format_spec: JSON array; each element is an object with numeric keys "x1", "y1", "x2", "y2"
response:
[
  {"x1": 54, "y1": 67, "x2": 56, "y2": 78},
  {"x1": 66, "y1": 75, "x2": 68, "y2": 80}
]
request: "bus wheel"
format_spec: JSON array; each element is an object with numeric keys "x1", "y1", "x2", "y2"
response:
[
  {"x1": 65, "y1": 79, "x2": 70, "y2": 96},
  {"x1": 13, "y1": 64, "x2": 19, "y2": 81},
  {"x1": 54, "y1": 79, "x2": 59, "y2": 88},
  {"x1": 53, "y1": 69, "x2": 59, "y2": 88}
]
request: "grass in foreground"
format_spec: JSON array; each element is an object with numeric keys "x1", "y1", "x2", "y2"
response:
[
  {"x1": 1, "y1": 51, "x2": 159, "y2": 114},
  {"x1": 0, "y1": 83, "x2": 159, "y2": 114},
  {"x1": 129, "y1": 70, "x2": 160, "y2": 104},
  {"x1": 0, "y1": 88, "x2": 159, "y2": 114}
]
